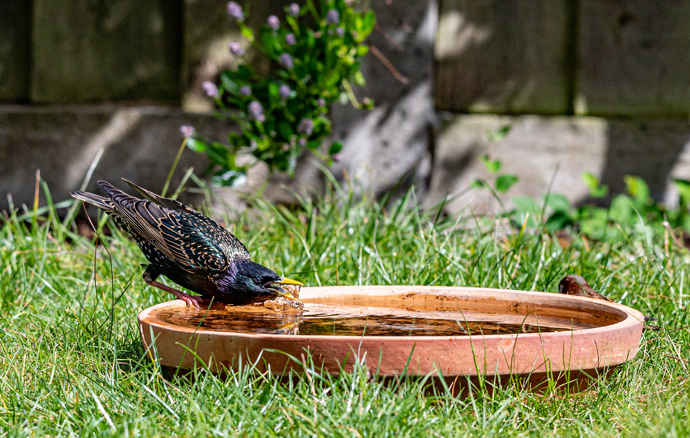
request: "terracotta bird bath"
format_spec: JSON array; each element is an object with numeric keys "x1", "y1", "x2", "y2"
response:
[{"x1": 138, "y1": 286, "x2": 644, "y2": 391}]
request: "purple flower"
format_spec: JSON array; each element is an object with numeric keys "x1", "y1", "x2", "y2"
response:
[
  {"x1": 285, "y1": 33, "x2": 296, "y2": 45},
  {"x1": 332, "y1": 153, "x2": 343, "y2": 163},
  {"x1": 297, "y1": 118, "x2": 314, "y2": 135},
  {"x1": 288, "y1": 3, "x2": 300, "y2": 17},
  {"x1": 180, "y1": 125, "x2": 195, "y2": 137},
  {"x1": 248, "y1": 101, "x2": 265, "y2": 122},
  {"x1": 202, "y1": 81, "x2": 219, "y2": 98},
  {"x1": 298, "y1": 138, "x2": 307, "y2": 146},
  {"x1": 279, "y1": 85, "x2": 290, "y2": 98},
  {"x1": 326, "y1": 9, "x2": 339, "y2": 24},
  {"x1": 227, "y1": 2, "x2": 243, "y2": 20},
  {"x1": 317, "y1": 98, "x2": 326, "y2": 107},
  {"x1": 239, "y1": 85, "x2": 251, "y2": 96},
  {"x1": 335, "y1": 27, "x2": 345, "y2": 37},
  {"x1": 279, "y1": 53, "x2": 293, "y2": 69},
  {"x1": 267, "y1": 15, "x2": 280, "y2": 30},
  {"x1": 228, "y1": 41, "x2": 244, "y2": 56}
]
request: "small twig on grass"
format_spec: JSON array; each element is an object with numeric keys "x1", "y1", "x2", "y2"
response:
[{"x1": 664, "y1": 354, "x2": 690, "y2": 364}]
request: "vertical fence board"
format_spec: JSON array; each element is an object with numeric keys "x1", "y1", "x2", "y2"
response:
[
  {"x1": 31, "y1": 0, "x2": 181, "y2": 102},
  {"x1": 577, "y1": 0, "x2": 690, "y2": 116},
  {"x1": 434, "y1": 0, "x2": 569, "y2": 114},
  {"x1": 0, "y1": 1, "x2": 32, "y2": 101}
]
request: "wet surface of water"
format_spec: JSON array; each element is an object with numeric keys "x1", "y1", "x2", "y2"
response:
[{"x1": 154, "y1": 307, "x2": 592, "y2": 336}]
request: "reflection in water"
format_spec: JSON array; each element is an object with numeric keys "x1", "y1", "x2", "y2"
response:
[{"x1": 155, "y1": 307, "x2": 587, "y2": 336}]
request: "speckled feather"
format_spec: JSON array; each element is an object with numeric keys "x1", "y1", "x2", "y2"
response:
[{"x1": 71, "y1": 180, "x2": 251, "y2": 296}]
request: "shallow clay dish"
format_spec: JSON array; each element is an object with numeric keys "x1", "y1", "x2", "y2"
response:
[{"x1": 138, "y1": 286, "x2": 645, "y2": 380}]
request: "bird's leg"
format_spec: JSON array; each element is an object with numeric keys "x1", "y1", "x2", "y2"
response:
[{"x1": 143, "y1": 265, "x2": 202, "y2": 309}]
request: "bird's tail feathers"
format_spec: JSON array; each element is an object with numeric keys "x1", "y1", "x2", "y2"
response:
[
  {"x1": 97, "y1": 180, "x2": 140, "y2": 210},
  {"x1": 70, "y1": 191, "x2": 116, "y2": 213}
]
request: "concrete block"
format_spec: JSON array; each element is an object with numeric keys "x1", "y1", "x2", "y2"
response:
[
  {"x1": 0, "y1": 106, "x2": 230, "y2": 212},
  {"x1": 577, "y1": 0, "x2": 690, "y2": 116},
  {"x1": 434, "y1": 0, "x2": 570, "y2": 114},
  {"x1": 32, "y1": 0, "x2": 181, "y2": 102},
  {"x1": 0, "y1": 1, "x2": 31, "y2": 101},
  {"x1": 426, "y1": 114, "x2": 690, "y2": 215}
]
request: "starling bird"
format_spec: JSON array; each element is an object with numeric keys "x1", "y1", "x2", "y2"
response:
[
  {"x1": 558, "y1": 274, "x2": 659, "y2": 330},
  {"x1": 71, "y1": 180, "x2": 302, "y2": 308}
]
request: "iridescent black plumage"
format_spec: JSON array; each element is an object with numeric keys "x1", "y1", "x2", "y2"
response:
[{"x1": 71, "y1": 180, "x2": 301, "y2": 307}]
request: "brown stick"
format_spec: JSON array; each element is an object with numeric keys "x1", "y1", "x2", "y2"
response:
[
  {"x1": 369, "y1": 44, "x2": 409, "y2": 84},
  {"x1": 374, "y1": 24, "x2": 404, "y2": 51}
]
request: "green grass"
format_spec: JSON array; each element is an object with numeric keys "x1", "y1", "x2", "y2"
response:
[{"x1": 1, "y1": 179, "x2": 689, "y2": 437}]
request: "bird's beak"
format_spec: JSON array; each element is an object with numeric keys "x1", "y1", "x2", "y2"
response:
[
  {"x1": 277, "y1": 277, "x2": 303, "y2": 286},
  {"x1": 267, "y1": 277, "x2": 303, "y2": 303}
]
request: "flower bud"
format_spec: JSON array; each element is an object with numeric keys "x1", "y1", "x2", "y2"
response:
[
  {"x1": 248, "y1": 101, "x2": 265, "y2": 122},
  {"x1": 267, "y1": 15, "x2": 280, "y2": 30},
  {"x1": 202, "y1": 81, "x2": 219, "y2": 98},
  {"x1": 297, "y1": 118, "x2": 314, "y2": 135},
  {"x1": 279, "y1": 53, "x2": 294, "y2": 69},
  {"x1": 227, "y1": 2, "x2": 243, "y2": 20},
  {"x1": 228, "y1": 41, "x2": 244, "y2": 56},
  {"x1": 180, "y1": 125, "x2": 195, "y2": 137},
  {"x1": 326, "y1": 9, "x2": 339, "y2": 24}
]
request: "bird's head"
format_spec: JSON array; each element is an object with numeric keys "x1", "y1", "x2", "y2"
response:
[{"x1": 222, "y1": 260, "x2": 302, "y2": 304}]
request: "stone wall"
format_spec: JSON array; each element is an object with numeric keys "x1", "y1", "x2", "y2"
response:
[{"x1": 2, "y1": 0, "x2": 690, "y2": 215}]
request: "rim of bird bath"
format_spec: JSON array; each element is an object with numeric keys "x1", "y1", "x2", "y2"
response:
[{"x1": 138, "y1": 285, "x2": 645, "y2": 381}]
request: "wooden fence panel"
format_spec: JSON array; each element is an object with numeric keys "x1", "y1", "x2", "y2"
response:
[
  {"x1": 434, "y1": 0, "x2": 570, "y2": 114},
  {"x1": 0, "y1": 1, "x2": 32, "y2": 101},
  {"x1": 31, "y1": 0, "x2": 181, "y2": 102},
  {"x1": 577, "y1": 0, "x2": 690, "y2": 116}
]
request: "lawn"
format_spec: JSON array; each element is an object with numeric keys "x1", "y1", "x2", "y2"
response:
[{"x1": 0, "y1": 181, "x2": 688, "y2": 437}]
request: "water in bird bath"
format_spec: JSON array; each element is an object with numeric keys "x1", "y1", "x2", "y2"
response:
[{"x1": 152, "y1": 304, "x2": 598, "y2": 336}]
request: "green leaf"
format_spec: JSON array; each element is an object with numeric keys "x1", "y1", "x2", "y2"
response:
[
  {"x1": 582, "y1": 171, "x2": 609, "y2": 198},
  {"x1": 185, "y1": 138, "x2": 206, "y2": 153},
  {"x1": 479, "y1": 155, "x2": 501, "y2": 174},
  {"x1": 675, "y1": 179, "x2": 690, "y2": 207},
  {"x1": 495, "y1": 174, "x2": 518, "y2": 193},
  {"x1": 609, "y1": 195, "x2": 633, "y2": 224},
  {"x1": 470, "y1": 179, "x2": 486, "y2": 189},
  {"x1": 360, "y1": 11, "x2": 376, "y2": 37},
  {"x1": 211, "y1": 169, "x2": 248, "y2": 187},
  {"x1": 356, "y1": 45, "x2": 369, "y2": 57},
  {"x1": 624, "y1": 175, "x2": 649, "y2": 206},
  {"x1": 544, "y1": 193, "x2": 570, "y2": 213},
  {"x1": 486, "y1": 125, "x2": 511, "y2": 142},
  {"x1": 354, "y1": 71, "x2": 365, "y2": 87},
  {"x1": 241, "y1": 25, "x2": 255, "y2": 41},
  {"x1": 328, "y1": 141, "x2": 343, "y2": 155},
  {"x1": 278, "y1": 122, "x2": 293, "y2": 141},
  {"x1": 544, "y1": 211, "x2": 572, "y2": 232}
]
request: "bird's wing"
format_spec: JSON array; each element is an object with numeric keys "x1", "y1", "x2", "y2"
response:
[
  {"x1": 98, "y1": 180, "x2": 249, "y2": 273},
  {"x1": 158, "y1": 211, "x2": 251, "y2": 272}
]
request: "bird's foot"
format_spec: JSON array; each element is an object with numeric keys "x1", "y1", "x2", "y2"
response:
[{"x1": 146, "y1": 280, "x2": 202, "y2": 309}]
